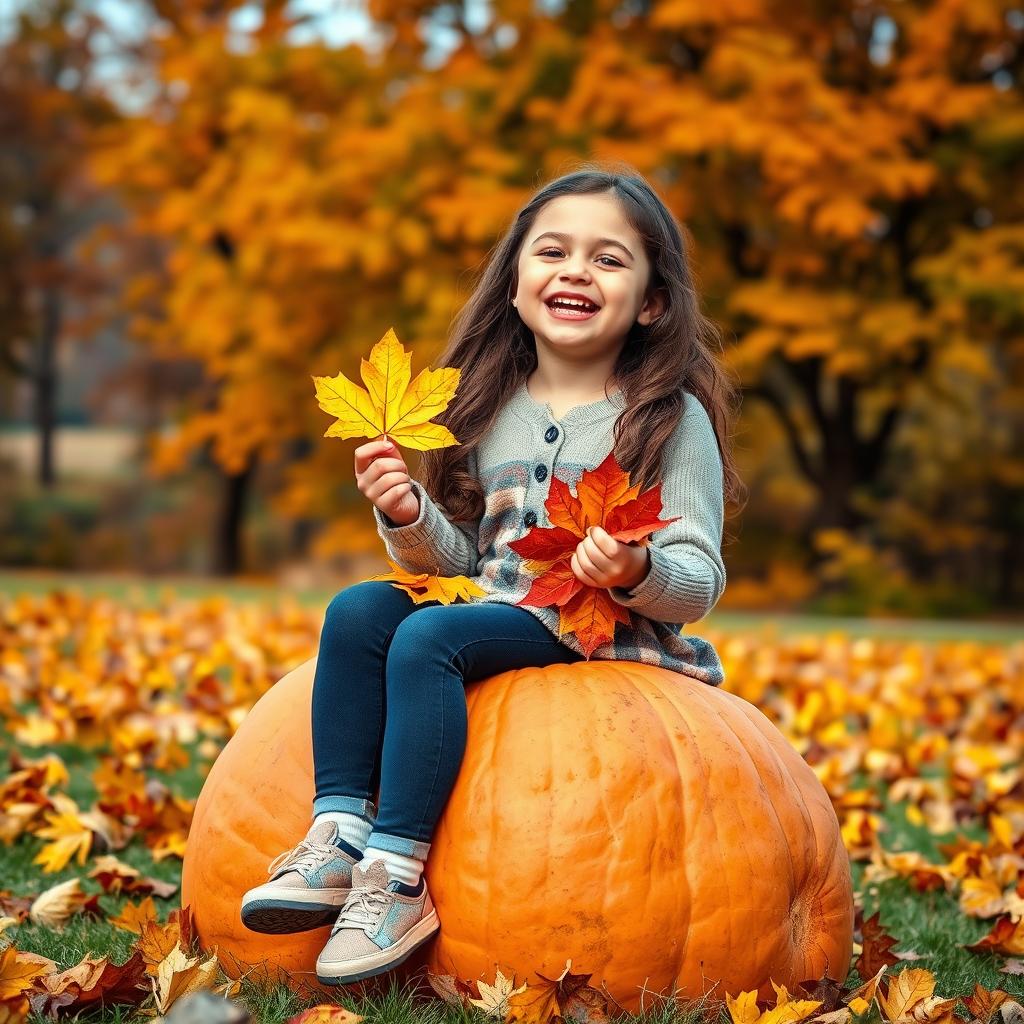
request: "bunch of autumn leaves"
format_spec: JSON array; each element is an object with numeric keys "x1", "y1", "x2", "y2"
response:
[
  {"x1": 313, "y1": 329, "x2": 678, "y2": 657},
  {"x1": 1, "y1": 893, "x2": 237, "y2": 1018}
]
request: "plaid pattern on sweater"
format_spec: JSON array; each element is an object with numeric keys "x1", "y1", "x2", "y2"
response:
[{"x1": 373, "y1": 379, "x2": 727, "y2": 686}]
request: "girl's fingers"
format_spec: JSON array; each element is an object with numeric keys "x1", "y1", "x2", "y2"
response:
[
  {"x1": 586, "y1": 526, "x2": 616, "y2": 559},
  {"x1": 354, "y1": 438, "x2": 398, "y2": 474},
  {"x1": 572, "y1": 548, "x2": 601, "y2": 586},
  {"x1": 368, "y1": 470, "x2": 411, "y2": 498},
  {"x1": 580, "y1": 535, "x2": 612, "y2": 572}
]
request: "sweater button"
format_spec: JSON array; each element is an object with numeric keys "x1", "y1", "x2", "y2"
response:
[
  {"x1": 544, "y1": 426, "x2": 558, "y2": 442},
  {"x1": 534, "y1": 465, "x2": 547, "y2": 482},
  {"x1": 524, "y1": 511, "x2": 537, "y2": 527}
]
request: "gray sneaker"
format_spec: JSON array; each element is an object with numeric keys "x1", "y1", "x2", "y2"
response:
[{"x1": 241, "y1": 820, "x2": 365, "y2": 933}]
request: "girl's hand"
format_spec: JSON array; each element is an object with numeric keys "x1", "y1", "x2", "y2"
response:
[
  {"x1": 354, "y1": 435, "x2": 420, "y2": 526},
  {"x1": 571, "y1": 525, "x2": 650, "y2": 590}
]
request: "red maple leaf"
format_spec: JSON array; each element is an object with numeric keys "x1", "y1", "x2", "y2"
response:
[{"x1": 508, "y1": 450, "x2": 681, "y2": 657}]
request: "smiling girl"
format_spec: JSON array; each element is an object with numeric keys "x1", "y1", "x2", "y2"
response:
[{"x1": 241, "y1": 161, "x2": 744, "y2": 988}]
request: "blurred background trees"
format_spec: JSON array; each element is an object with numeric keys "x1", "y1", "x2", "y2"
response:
[{"x1": 1, "y1": 0, "x2": 1021, "y2": 616}]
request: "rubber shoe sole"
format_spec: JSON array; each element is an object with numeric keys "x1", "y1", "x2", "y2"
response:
[
  {"x1": 241, "y1": 884, "x2": 351, "y2": 934},
  {"x1": 316, "y1": 909, "x2": 440, "y2": 984}
]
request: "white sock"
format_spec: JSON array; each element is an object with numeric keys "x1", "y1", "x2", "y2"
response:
[
  {"x1": 312, "y1": 811, "x2": 373, "y2": 851},
  {"x1": 358, "y1": 844, "x2": 424, "y2": 887}
]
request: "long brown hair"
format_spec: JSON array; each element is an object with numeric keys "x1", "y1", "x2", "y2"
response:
[{"x1": 416, "y1": 160, "x2": 746, "y2": 548}]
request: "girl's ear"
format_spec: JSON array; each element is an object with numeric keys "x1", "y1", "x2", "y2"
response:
[{"x1": 637, "y1": 285, "x2": 668, "y2": 326}]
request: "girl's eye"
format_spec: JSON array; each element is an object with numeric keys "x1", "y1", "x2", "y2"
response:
[{"x1": 538, "y1": 248, "x2": 622, "y2": 268}]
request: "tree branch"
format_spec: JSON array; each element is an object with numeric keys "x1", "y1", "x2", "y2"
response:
[{"x1": 743, "y1": 384, "x2": 824, "y2": 490}]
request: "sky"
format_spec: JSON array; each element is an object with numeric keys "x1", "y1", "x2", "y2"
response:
[{"x1": 0, "y1": 0, "x2": 503, "y2": 111}]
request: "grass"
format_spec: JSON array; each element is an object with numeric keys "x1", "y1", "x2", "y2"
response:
[{"x1": 853, "y1": 795, "x2": 1011, "y2": 997}]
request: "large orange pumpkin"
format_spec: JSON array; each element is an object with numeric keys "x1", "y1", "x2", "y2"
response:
[{"x1": 181, "y1": 656, "x2": 853, "y2": 1011}]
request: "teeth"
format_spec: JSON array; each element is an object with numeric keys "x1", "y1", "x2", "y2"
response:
[{"x1": 549, "y1": 298, "x2": 597, "y2": 311}]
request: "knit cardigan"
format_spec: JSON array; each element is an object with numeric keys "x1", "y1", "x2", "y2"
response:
[{"x1": 373, "y1": 378, "x2": 727, "y2": 686}]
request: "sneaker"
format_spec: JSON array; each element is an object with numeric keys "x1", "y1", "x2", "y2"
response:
[
  {"x1": 316, "y1": 857, "x2": 440, "y2": 985},
  {"x1": 240, "y1": 820, "x2": 364, "y2": 933}
]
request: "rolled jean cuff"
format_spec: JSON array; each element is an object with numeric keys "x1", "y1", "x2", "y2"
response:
[
  {"x1": 312, "y1": 795, "x2": 377, "y2": 823},
  {"x1": 366, "y1": 830, "x2": 432, "y2": 860}
]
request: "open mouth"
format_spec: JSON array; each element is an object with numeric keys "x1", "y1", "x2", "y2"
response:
[{"x1": 545, "y1": 300, "x2": 601, "y2": 321}]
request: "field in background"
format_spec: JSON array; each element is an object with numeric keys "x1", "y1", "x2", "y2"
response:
[{"x1": 1, "y1": 569, "x2": 1020, "y2": 644}]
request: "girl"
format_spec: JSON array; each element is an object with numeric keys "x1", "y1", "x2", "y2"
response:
[{"x1": 240, "y1": 163, "x2": 744, "y2": 987}]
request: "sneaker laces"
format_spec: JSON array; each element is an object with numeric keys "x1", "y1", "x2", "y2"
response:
[
  {"x1": 267, "y1": 839, "x2": 337, "y2": 878},
  {"x1": 331, "y1": 885, "x2": 391, "y2": 934}
]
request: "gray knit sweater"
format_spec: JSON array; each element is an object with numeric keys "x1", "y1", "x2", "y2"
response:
[{"x1": 373, "y1": 379, "x2": 727, "y2": 685}]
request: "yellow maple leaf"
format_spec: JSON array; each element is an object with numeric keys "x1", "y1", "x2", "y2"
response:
[
  {"x1": 312, "y1": 327, "x2": 461, "y2": 451},
  {"x1": 366, "y1": 559, "x2": 487, "y2": 605},
  {"x1": 151, "y1": 944, "x2": 218, "y2": 1015},
  {"x1": 150, "y1": 831, "x2": 188, "y2": 862},
  {"x1": 879, "y1": 968, "x2": 935, "y2": 1022},
  {"x1": 31, "y1": 811, "x2": 93, "y2": 874}
]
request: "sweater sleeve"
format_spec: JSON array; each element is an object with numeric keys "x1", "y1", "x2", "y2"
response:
[
  {"x1": 372, "y1": 451, "x2": 481, "y2": 579},
  {"x1": 607, "y1": 392, "x2": 727, "y2": 624}
]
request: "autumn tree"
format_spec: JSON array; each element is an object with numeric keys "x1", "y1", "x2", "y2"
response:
[
  {"x1": 0, "y1": 0, "x2": 120, "y2": 485},
  {"x1": 89, "y1": 0, "x2": 1023, "y2": 605}
]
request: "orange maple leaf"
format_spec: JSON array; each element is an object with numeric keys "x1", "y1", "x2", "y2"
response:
[
  {"x1": 508, "y1": 451, "x2": 681, "y2": 657},
  {"x1": 504, "y1": 960, "x2": 605, "y2": 1024},
  {"x1": 0, "y1": 946, "x2": 50, "y2": 1001},
  {"x1": 365, "y1": 559, "x2": 487, "y2": 605},
  {"x1": 109, "y1": 896, "x2": 160, "y2": 935}
]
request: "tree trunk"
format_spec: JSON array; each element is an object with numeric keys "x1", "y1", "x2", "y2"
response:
[
  {"x1": 35, "y1": 282, "x2": 60, "y2": 488},
  {"x1": 212, "y1": 456, "x2": 256, "y2": 576}
]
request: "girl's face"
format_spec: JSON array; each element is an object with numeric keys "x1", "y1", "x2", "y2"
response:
[{"x1": 513, "y1": 193, "x2": 664, "y2": 364}]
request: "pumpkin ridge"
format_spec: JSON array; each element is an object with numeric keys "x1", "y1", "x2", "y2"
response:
[
  {"x1": 639, "y1": 667, "x2": 706, "y2": 988},
  {"x1": 714, "y1": 702, "x2": 800, "y2": 893},
  {"x1": 736, "y1": 697, "x2": 839, "y2": 876},
  {"x1": 477, "y1": 671, "x2": 509, "y2": 942},
  {"x1": 486, "y1": 671, "x2": 514, "y2": 948},
  {"x1": 795, "y1": 818, "x2": 853, "y2": 974},
  {"x1": 711, "y1": 701, "x2": 803, "y2": 976},
  {"x1": 731, "y1": 698, "x2": 818, "y2": 887},
  {"x1": 667, "y1": 675, "x2": 770, "y2": 978},
  {"x1": 730, "y1": 695, "x2": 854, "y2": 981},
  {"x1": 582, "y1": 668, "x2": 617, "y2": 943}
]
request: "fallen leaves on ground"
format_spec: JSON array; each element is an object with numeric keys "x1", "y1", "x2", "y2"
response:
[
  {"x1": 147, "y1": 943, "x2": 219, "y2": 1016},
  {"x1": 0, "y1": 588, "x2": 1023, "y2": 1021},
  {"x1": 0, "y1": 904, "x2": 247, "y2": 1021},
  {"x1": 28, "y1": 879, "x2": 101, "y2": 928},
  {"x1": 88, "y1": 856, "x2": 178, "y2": 899},
  {"x1": 426, "y1": 960, "x2": 1024, "y2": 1024}
]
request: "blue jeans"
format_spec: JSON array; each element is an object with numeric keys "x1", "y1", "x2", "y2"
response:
[{"x1": 310, "y1": 580, "x2": 585, "y2": 859}]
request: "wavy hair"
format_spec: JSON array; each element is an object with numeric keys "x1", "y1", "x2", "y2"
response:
[{"x1": 415, "y1": 160, "x2": 746, "y2": 549}]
